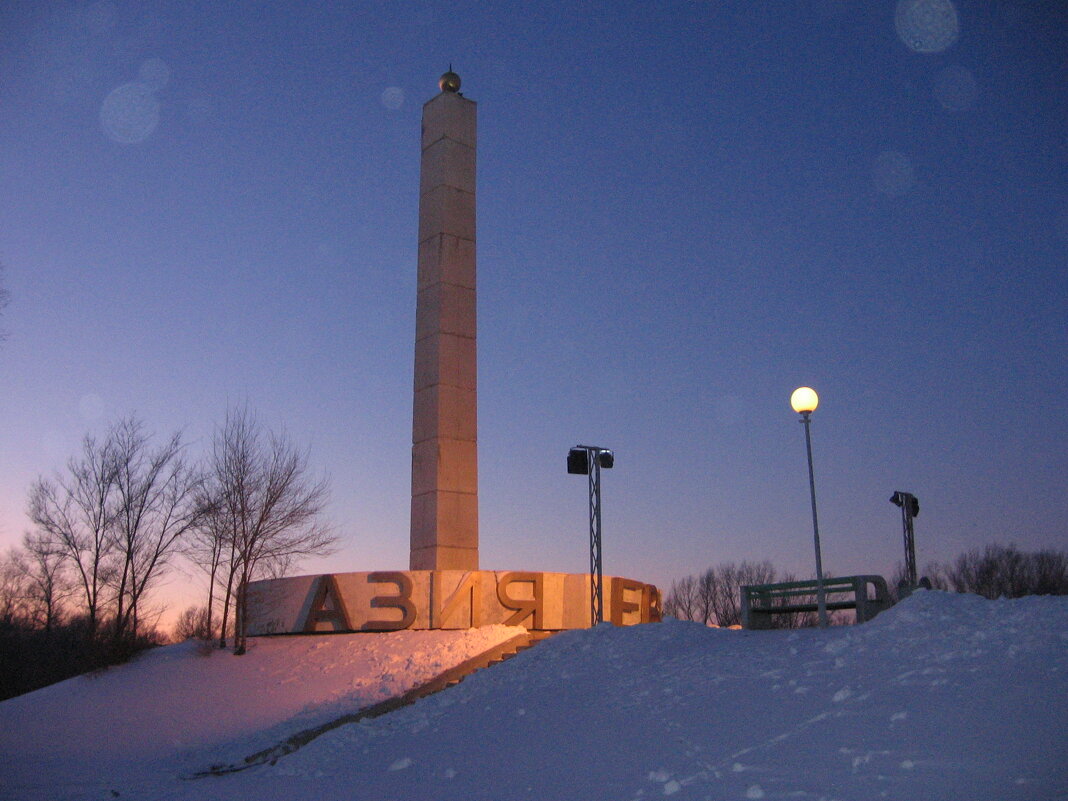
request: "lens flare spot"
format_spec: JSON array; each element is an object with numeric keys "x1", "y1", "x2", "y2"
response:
[
  {"x1": 873, "y1": 150, "x2": 915, "y2": 197},
  {"x1": 100, "y1": 82, "x2": 160, "y2": 143},
  {"x1": 895, "y1": 0, "x2": 959, "y2": 54},
  {"x1": 381, "y1": 86, "x2": 405, "y2": 110}
]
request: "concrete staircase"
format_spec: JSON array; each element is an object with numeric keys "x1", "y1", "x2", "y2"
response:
[
  {"x1": 195, "y1": 629, "x2": 556, "y2": 776},
  {"x1": 440, "y1": 629, "x2": 554, "y2": 690}
]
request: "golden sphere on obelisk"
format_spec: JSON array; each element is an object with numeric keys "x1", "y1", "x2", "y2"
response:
[{"x1": 439, "y1": 70, "x2": 461, "y2": 93}]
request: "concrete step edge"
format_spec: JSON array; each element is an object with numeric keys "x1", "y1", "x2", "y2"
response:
[{"x1": 190, "y1": 629, "x2": 557, "y2": 778}]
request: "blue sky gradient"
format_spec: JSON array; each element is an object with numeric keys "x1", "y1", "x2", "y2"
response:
[{"x1": 1, "y1": 1, "x2": 1065, "y2": 618}]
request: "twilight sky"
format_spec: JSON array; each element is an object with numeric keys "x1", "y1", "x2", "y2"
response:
[{"x1": 1, "y1": 1, "x2": 1066, "y2": 621}]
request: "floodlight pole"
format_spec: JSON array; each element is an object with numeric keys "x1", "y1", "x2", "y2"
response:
[
  {"x1": 900, "y1": 500, "x2": 916, "y2": 587},
  {"x1": 588, "y1": 451, "x2": 604, "y2": 625},
  {"x1": 569, "y1": 444, "x2": 611, "y2": 625},
  {"x1": 891, "y1": 491, "x2": 919, "y2": 588},
  {"x1": 799, "y1": 412, "x2": 829, "y2": 628}
]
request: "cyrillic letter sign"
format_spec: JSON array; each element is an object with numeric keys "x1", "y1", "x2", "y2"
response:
[
  {"x1": 497, "y1": 571, "x2": 545, "y2": 629},
  {"x1": 432, "y1": 571, "x2": 482, "y2": 629},
  {"x1": 364, "y1": 571, "x2": 417, "y2": 631},
  {"x1": 302, "y1": 573, "x2": 352, "y2": 633}
]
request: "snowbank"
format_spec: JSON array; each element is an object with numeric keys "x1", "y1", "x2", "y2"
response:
[
  {"x1": 1, "y1": 592, "x2": 1065, "y2": 800},
  {"x1": 0, "y1": 625, "x2": 524, "y2": 798}
]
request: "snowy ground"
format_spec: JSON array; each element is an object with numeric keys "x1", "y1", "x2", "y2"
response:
[
  {"x1": 1, "y1": 592, "x2": 1066, "y2": 801},
  {"x1": 0, "y1": 625, "x2": 524, "y2": 799}
]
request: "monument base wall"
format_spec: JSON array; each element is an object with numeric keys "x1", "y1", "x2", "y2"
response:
[{"x1": 245, "y1": 570, "x2": 661, "y2": 634}]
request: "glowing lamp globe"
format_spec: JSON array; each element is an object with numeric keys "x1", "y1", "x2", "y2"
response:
[{"x1": 790, "y1": 386, "x2": 819, "y2": 414}]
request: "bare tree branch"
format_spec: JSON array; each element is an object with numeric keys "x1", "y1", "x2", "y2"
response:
[
  {"x1": 27, "y1": 433, "x2": 120, "y2": 634},
  {"x1": 20, "y1": 531, "x2": 74, "y2": 632},
  {"x1": 109, "y1": 417, "x2": 203, "y2": 640},
  {"x1": 196, "y1": 407, "x2": 335, "y2": 654}
]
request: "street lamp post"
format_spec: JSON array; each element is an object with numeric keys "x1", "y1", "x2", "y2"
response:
[{"x1": 790, "y1": 387, "x2": 829, "y2": 628}]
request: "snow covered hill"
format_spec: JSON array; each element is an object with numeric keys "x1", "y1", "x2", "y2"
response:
[{"x1": 1, "y1": 592, "x2": 1066, "y2": 800}]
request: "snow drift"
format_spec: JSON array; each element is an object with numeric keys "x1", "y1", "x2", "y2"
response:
[{"x1": 1, "y1": 591, "x2": 1065, "y2": 800}]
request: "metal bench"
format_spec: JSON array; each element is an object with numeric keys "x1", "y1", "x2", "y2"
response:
[{"x1": 740, "y1": 575, "x2": 892, "y2": 629}]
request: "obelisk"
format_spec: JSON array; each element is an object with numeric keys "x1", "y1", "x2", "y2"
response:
[{"x1": 410, "y1": 71, "x2": 478, "y2": 570}]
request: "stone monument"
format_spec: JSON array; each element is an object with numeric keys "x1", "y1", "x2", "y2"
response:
[
  {"x1": 243, "y1": 73, "x2": 660, "y2": 636},
  {"x1": 410, "y1": 70, "x2": 479, "y2": 571}
]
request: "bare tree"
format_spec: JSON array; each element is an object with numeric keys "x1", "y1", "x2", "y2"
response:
[
  {"x1": 184, "y1": 472, "x2": 271, "y2": 649},
  {"x1": 695, "y1": 568, "x2": 717, "y2": 626},
  {"x1": 666, "y1": 561, "x2": 784, "y2": 627},
  {"x1": 941, "y1": 544, "x2": 1068, "y2": 599},
  {"x1": 20, "y1": 531, "x2": 73, "y2": 632},
  {"x1": 28, "y1": 433, "x2": 120, "y2": 634},
  {"x1": 182, "y1": 487, "x2": 228, "y2": 647},
  {"x1": 108, "y1": 417, "x2": 202, "y2": 641},
  {"x1": 172, "y1": 605, "x2": 217, "y2": 641},
  {"x1": 663, "y1": 574, "x2": 700, "y2": 621},
  {"x1": 201, "y1": 408, "x2": 335, "y2": 654},
  {"x1": 946, "y1": 544, "x2": 1021, "y2": 598},
  {"x1": 1029, "y1": 550, "x2": 1068, "y2": 595},
  {"x1": 712, "y1": 561, "x2": 778, "y2": 627},
  {"x1": 0, "y1": 548, "x2": 30, "y2": 626}
]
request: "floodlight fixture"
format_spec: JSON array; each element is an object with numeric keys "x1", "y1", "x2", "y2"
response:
[
  {"x1": 568, "y1": 447, "x2": 614, "y2": 474},
  {"x1": 890, "y1": 490, "x2": 919, "y2": 518},
  {"x1": 567, "y1": 447, "x2": 589, "y2": 475}
]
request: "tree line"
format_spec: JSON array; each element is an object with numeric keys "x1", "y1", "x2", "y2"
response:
[
  {"x1": 661, "y1": 561, "x2": 821, "y2": 628},
  {"x1": 0, "y1": 407, "x2": 334, "y2": 699},
  {"x1": 663, "y1": 545, "x2": 1068, "y2": 628},
  {"x1": 917, "y1": 543, "x2": 1068, "y2": 599}
]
